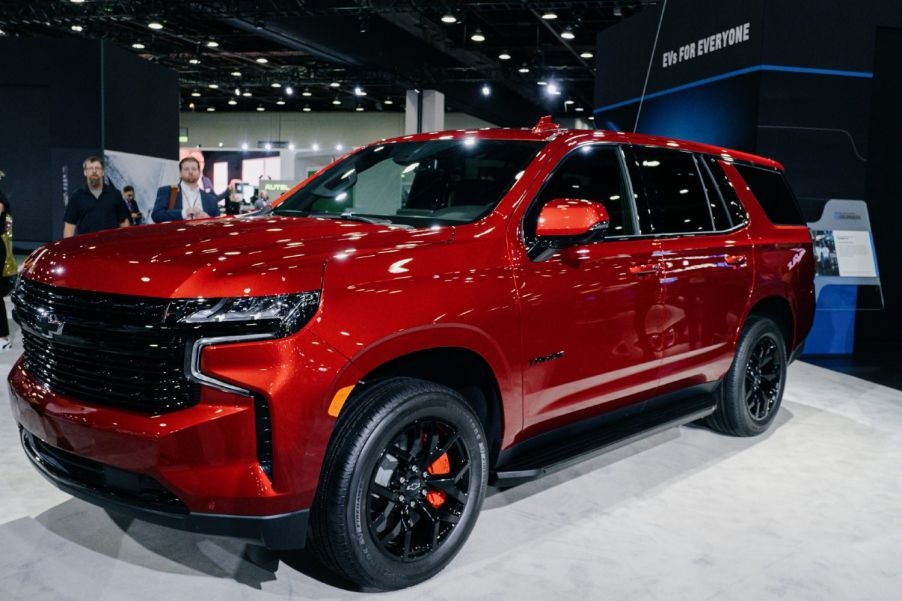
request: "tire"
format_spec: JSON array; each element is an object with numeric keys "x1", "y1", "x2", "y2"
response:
[
  {"x1": 309, "y1": 377, "x2": 488, "y2": 591},
  {"x1": 706, "y1": 315, "x2": 788, "y2": 437}
]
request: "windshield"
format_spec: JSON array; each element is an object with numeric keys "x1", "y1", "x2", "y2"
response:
[{"x1": 272, "y1": 139, "x2": 545, "y2": 226}]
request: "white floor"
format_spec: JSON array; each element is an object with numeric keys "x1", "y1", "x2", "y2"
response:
[{"x1": 1, "y1": 316, "x2": 901, "y2": 600}]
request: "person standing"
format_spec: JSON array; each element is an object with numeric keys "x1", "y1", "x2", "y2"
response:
[
  {"x1": 63, "y1": 157, "x2": 130, "y2": 238},
  {"x1": 151, "y1": 157, "x2": 220, "y2": 222},
  {"x1": 0, "y1": 195, "x2": 14, "y2": 349},
  {"x1": 122, "y1": 185, "x2": 144, "y2": 225}
]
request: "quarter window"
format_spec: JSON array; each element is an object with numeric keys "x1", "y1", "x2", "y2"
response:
[
  {"x1": 633, "y1": 147, "x2": 713, "y2": 235},
  {"x1": 699, "y1": 155, "x2": 749, "y2": 228}
]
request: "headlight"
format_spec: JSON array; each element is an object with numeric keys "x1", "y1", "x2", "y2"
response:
[{"x1": 165, "y1": 291, "x2": 320, "y2": 337}]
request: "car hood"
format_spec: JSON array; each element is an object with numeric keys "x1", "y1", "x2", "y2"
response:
[{"x1": 23, "y1": 215, "x2": 453, "y2": 298}]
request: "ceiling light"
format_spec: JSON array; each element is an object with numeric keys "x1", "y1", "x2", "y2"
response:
[
  {"x1": 188, "y1": 102, "x2": 195, "y2": 109},
  {"x1": 191, "y1": 91, "x2": 201, "y2": 97},
  {"x1": 206, "y1": 40, "x2": 219, "y2": 48},
  {"x1": 541, "y1": 11, "x2": 558, "y2": 20},
  {"x1": 189, "y1": 58, "x2": 201, "y2": 65},
  {"x1": 614, "y1": 7, "x2": 623, "y2": 17},
  {"x1": 302, "y1": 105, "x2": 311, "y2": 112},
  {"x1": 257, "y1": 106, "x2": 265, "y2": 112},
  {"x1": 575, "y1": 106, "x2": 585, "y2": 112},
  {"x1": 301, "y1": 89, "x2": 312, "y2": 97},
  {"x1": 206, "y1": 107, "x2": 215, "y2": 112},
  {"x1": 288, "y1": 143, "x2": 296, "y2": 150},
  {"x1": 70, "y1": 0, "x2": 85, "y2": 3},
  {"x1": 441, "y1": 14, "x2": 457, "y2": 24},
  {"x1": 355, "y1": 105, "x2": 364, "y2": 111},
  {"x1": 564, "y1": 98, "x2": 575, "y2": 105},
  {"x1": 537, "y1": 80, "x2": 548, "y2": 86},
  {"x1": 0, "y1": 29, "x2": 7, "y2": 36},
  {"x1": 256, "y1": 57, "x2": 268, "y2": 64},
  {"x1": 132, "y1": 42, "x2": 145, "y2": 50},
  {"x1": 271, "y1": 82, "x2": 281, "y2": 88},
  {"x1": 580, "y1": 51, "x2": 594, "y2": 59},
  {"x1": 330, "y1": 81, "x2": 340, "y2": 88},
  {"x1": 332, "y1": 97, "x2": 341, "y2": 105},
  {"x1": 336, "y1": 144, "x2": 343, "y2": 151},
  {"x1": 228, "y1": 99, "x2": 237, "y2": 105},
  {"x1": 71, "y1": 25, "x2": 83, "y2": 32},
  {"x1": 242, "y1": 142, "x2": 249, "y2": 149},
  {"x1": 470, "y1": 29, "x2": 485, "y2": 43},
  {"x1": 588, "y1": 116, "x2": 594, "y2": 120},
  {"x1": 561, "y1": 28, "x2": 575, "y2": 40},
  {"x1": 547, "y1": 83, "x2": 561, "y2": 96},
  {"x1": 243, "y1": 92, "x2": 252, "y2": 97},
  {"x1": 384, "y1": 98, "x2": 393, "y2": 105},
  {"x1": 286, "y1": 86, "x2": 294, "y2": 95},
  {"x1": 208, "y1": 84, "x2": 219, "y2": 89},
  {"x1": 481, "y1": 84, "x2": 491, "y2": 96},
  {"x1": 498, "y1": 51, "x2": 511, "y2": 60},
  {"x1": 518, "y1": 64, "x2": 530, "y2": 73},
  {"x1": 276, "y1": 100, "x2": 286, "y2": 105},
  {"x1": 312, "y1": 143, "x2": 320, "y2": 151},
  {"x1": 218, "y1": 142, "x2": 224, "y2": 147},
  {"x1": 148, "y1": 22, "x2": 163, "y2": 30},
  {"x1": 354, "y1": 86, "x2": 365, "y2": 96},
  {"x1": 234, "y1": 88, "x2": 241, "y2": 95},
  {"x1": 231, "y1": 71, "x2": 242, "y2": 77}
]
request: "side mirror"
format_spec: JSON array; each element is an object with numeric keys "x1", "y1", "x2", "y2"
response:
[{"x1": 531, "y1": 198, "x2": 610, "y2": 261}]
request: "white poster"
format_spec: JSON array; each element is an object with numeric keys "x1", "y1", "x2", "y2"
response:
[
  {"x1": 103, "y1": 150, "x2": 179, "y2": 223},
  {"x1": 834, "y1": 230, "x2": 878, "y2": 277}
]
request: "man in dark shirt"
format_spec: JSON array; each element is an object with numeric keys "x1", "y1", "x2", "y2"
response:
[
  {"x1": 63, "y1": 156, "x2": 129, "y2": 238},
  {"x1": 122, "y1": 185, "x2": 144, "y2": 225}
]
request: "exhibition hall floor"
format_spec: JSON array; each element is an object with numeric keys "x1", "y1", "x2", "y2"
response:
[{"x1": 1, "y1": 323, "x2": 901, "y2": 600}]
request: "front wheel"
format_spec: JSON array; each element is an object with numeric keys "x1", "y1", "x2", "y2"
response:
[
  {"x1": 707, "y1": 315, "x2": 788, "y2": 436},
  {"x1": 309, "y1": 378, "x2": 488, "y2": 590}
]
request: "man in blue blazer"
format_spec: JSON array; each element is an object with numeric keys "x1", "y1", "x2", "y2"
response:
[{"x1": 152, "y1": 156, "x2": 220, "y2": 222}]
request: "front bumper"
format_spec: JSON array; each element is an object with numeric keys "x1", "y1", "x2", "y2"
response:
[{"x1": 20, "y1": 427, "x2": 308, "y2": 549}]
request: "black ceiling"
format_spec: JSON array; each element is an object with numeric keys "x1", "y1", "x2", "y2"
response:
[{"x1": 0, "y1": 1, "x2": 659, "y2": 126}]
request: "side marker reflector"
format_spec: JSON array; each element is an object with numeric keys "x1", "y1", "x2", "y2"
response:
[{"x1": 327, "y1": 385, "x2": 355, "y2": 417}]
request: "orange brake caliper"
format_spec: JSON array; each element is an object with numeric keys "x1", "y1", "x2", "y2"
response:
[{"x1": 425, "y1": 452, "x2": 450, "y2": 508}]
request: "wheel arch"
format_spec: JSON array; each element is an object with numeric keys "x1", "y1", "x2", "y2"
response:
[{"x1": 745, "y1": 296, "x2": 795, "y2": 351}]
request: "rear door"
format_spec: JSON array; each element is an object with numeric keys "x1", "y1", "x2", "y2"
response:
[{"x1": 628, "y1": 147, "x2": 755, "y2": 393}]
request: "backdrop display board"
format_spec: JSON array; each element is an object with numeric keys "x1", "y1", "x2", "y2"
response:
[{"x1": 104, "y1": 150, "x2": 178, "y2": 224}]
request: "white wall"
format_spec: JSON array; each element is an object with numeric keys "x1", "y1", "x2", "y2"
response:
[{"x1": 179, "y1": 111, "x2": 498, "y2": 151}]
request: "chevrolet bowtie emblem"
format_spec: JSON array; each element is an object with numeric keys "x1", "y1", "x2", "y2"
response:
[{"x1": 33, "y1": 310, "x2": 64, "y2": 338}]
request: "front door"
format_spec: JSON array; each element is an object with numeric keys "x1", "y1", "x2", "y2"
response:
[{"x1": 512, "y1": 144, "x2": 665, "y2": 434}]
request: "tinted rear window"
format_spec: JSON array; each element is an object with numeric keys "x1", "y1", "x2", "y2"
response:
[
  {"x1": 633, "y1": 147, "x2": 713, "y2": 235},
  {"x1": 734, "y1": 164, "x2": 806, "y2": 226},
  {"x1": 700, "y1": 155, "x2": 748, "y2": 228}
]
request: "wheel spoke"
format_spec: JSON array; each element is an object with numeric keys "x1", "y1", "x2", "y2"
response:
[
  {"x1": 430, "y1": 478, "x2": 468, "y2": 504},
  {"x1": 378, "y1": 513, "x2": 404, "y2": 544},
  {"x1": 427, "y1": 433, "x2": 460, "y2": 466},
  {"x1": 402, "y1": 527, "x2": 413, "y2": 559},
  {"x1": 370, "y1": 482, "x2": 395, "y2": 501},
  {"x1": 371, "y1": 501, "x2": 396, "y2": 531},
  {"x1": 389, "y1": 445, "x2": 416, "y2": 466}
]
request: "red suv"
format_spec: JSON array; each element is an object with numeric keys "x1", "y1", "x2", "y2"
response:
[{"x1": 9, "y1": 118, "x2": 814, "y2": 590}]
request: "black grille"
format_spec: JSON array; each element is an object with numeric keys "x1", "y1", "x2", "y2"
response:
[{"x1": 12, "y1": 278, "x2": 198, "y2": 413}]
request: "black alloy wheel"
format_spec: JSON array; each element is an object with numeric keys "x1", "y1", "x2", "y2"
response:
[
  {"x1": 706, "y1": 315, "x2": 788, "y2": 437},
  {"x1": 366, "y1": 417, "x2": 471, "y2": 561},
  {"x1": 744, "y1": 337, "x2": 783, "y2": 421},
  {"x1": 309, "y1": 378, "x2": 488, "y2": 591}
]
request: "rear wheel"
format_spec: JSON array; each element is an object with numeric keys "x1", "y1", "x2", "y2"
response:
[
  {"x1": 707, "y1": 315, "x2": 787, "y2": 436},
  {"x1": 309, "y1": 378, "x2": 488, "y2": 590}
]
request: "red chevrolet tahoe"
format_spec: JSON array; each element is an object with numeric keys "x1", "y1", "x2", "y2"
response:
[{"x1": 9, "y1": 118, "x2": 814, "y2": 590}]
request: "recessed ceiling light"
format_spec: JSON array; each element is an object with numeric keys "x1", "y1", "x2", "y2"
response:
[
  {"x1": 354, "y1": 86, "x2": 365, "y2": 96},
  {"x1": 355, "y1": 105, "x2": 364, "y2": 111},
  {"x1": 384, "y1": 98, "x2": 393, "y2": 105},
  {"x1": 302, "y1": 105, "x2": 311, "y2": 112},
  {"x1": 588, "y1": 116, "x2": 594, "y2": 120},
  {"x1": 481, "y1": 84, "x2": 491, "y2": 96},
  {"x1": 191, "y1": 91, "x2": 201, "y2": 97},
  {"x1": 231, "y1": 71, "x2": 242, "y2": 77},
  {"x1": 228, "y1": 99, "x2": 237, "y2": 105},
  {"x1": 537, "y1": 80, "x2": 548, "y2": 86},
  {"x1": 336, "y1": 144, "x2": 343, "y2": 151},
  {"x1": 0, "y1": 29, "x2": 7, "y2": 36},
  {"x1": 189, "y1": 58, "x2": 201, "y2": 65},
  {"x1": 518, "y1": 64, "x2": 530, "y2": 73},
  {"x1": 256, "y1": 57, "x2": 268, "y2": 64},
  {"x1": 257, "y1": 106, "x2": 265, "y2": 112},
  {"x1": 208, "y1": 84, "x2": 219, "y2": 89},
  {"x1": 242, "y1": 92, "x2": 252, "y2": 97},
  {"x1": 276, "y1": 100, "x2": 286, "y2": 105},
  {"x1": 498, "y1": 51, "x2": 511, "y2": 60},
  {"x1": 470, "y1": 29, "x2": 485, "y2": 42},
  {"x1": 547, "y1": 84, "x2": 561, "y2": 95},
  {"x1": 312, "y1": 143, "x2": 320, "y2": 151},
  {"x1": 575, "y1": 106, "x2": 585, "y2": 112},
  {"x1": 541, "y1": 11, "x2": 558, "y2": 20},
  {"x1": 288, "y1": 143, "x2": 296, "y2": 150},
  {"x1": 218, "y1": 142, "x2": 224, "y2": 147},
  {"x1": 71, "y1": 25, "x2": 83, "y2": 32},
  {"x1": 206, "y1": 107, "x2": 215, "y2": 112},
  {"x1": 441, "y1": 14, "x2": 457, "y2": 24},
  {"x1": 148, "y1": 22, "x2": 163, "y2": 30},
  {"x1": 285, "y1": 86, "x2": 294, "y2": 95},
  {"x1": 188, "y1": 102, "x2": 195, "y2": 109},
  {"x1": 301, "y1": 89, "x2": 312, "y2": 97},
  {"x1": 70, "y1": 0, "x2": 85, "y2": 3},
  {"x1": 564, "y1": 99, "x2": 575, "y2": 105},
  {"x1": 580, "y1": 51, "x2": 594, "y2": 59},
  {"x1": 561, "y1": 28, "x2": 575, "y2": 40},
  {"x1": 271, "y1": 82, "x2": 281, "y2": 88},
  {"x1": 242, "y1": 142, "x2": 249, "y2": 149},
  {"x1": 332, "y1": 98, "x2": 341, "y2": 105},
  {"x1": 206, "y1": 40, "x2": 219, "y2": 48},
  {"x1": 132, "y1": 42, "x2": 145, "y2": 49}
]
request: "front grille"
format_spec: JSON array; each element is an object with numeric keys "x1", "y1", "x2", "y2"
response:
[{"x1": 13, "y1": 278, "x2": 198, "y2": 413}]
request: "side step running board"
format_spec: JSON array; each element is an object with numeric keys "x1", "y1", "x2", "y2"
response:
[{"x1": 491, "y1": 391, "x2": 717, "y2": 487}]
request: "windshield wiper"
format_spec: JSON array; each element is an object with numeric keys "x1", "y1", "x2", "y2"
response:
[{"x1": 309, "y1": 211, "x2": 411, "y2": 228}]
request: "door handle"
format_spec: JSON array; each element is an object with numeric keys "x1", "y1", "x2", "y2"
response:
[
  {"x1": 724, "y1": 255, "x2": 747, "y2": 267},
  {"x1": 629, "y1": 264, "x2": 660, "y2": 276}
]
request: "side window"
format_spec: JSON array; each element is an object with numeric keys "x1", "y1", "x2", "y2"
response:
[
  {"x1": 700, "y1": 155, "x2": 749, "y2": 227},
  {"x1": 633, "y1": 147, "x2": 713, "y2": 234},
  {"x1": 734, "y1": 164, "x2": 806, "y2": 226},
  {"x1": 530, "y1": 145, "x2": 637, "y2": 238}
]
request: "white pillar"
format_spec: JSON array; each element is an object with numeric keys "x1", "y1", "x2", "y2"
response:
[{"x1": 404, "y1": 89, "x2": 445, "y2": 134}]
